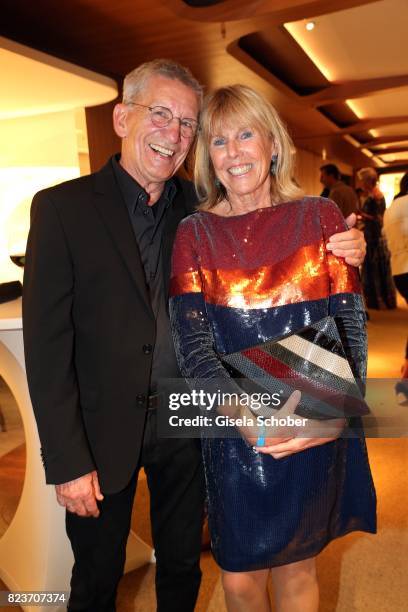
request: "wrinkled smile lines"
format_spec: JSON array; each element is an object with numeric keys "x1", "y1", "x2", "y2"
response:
[{"x1": 149, "y1": 143, "x2": 175, "y2": 157}]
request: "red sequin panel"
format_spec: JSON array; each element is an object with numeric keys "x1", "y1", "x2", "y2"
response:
[{"x1": 171, "y1": 242, "x2": 360, "y2": 307}]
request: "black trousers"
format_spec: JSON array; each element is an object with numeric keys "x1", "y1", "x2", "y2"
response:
[
  {"x1": 394, "y1": 273, "x2": 408, "y2": 358},
  {"x1": 66, "y1": 409, "x2": 205, "y2": 612}
]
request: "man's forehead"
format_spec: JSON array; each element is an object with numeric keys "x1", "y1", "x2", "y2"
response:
[{"x1": 140, "y1": 75, "x2": 200, "y2": 115}]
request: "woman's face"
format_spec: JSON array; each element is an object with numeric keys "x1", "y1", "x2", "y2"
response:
[{"x1": 209, "y1": 124, "x2": 275, "y2": 201}]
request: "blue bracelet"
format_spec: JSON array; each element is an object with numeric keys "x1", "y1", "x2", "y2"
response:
[{"x1": 256, "y1": 421, "x2": 266, "y2": 446}]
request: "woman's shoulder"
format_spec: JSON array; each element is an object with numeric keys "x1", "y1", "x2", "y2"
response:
[
  {"x1": 295, "y1": 196, "x2": 347, "y2": 235},
  {"x1": 365, "y1": 194, "x2": 385, "y2": 213},
  {"x1": 288, "y1": 195, "x2": 333, "y2": 207},
  {"x1": 176, "y1": 209, "x2": 211, "y2": 241},
  {"x1": 180, "y1": 207, "x2": 223, "y2": 226},
  {"x1": 290, "y1": 195, "x2": 340, "y2": 216},
  {"x1": 178, "y1": 209, "x2": 201, "y2": 228}
]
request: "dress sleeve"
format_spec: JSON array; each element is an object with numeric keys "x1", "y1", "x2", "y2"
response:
[
  {"x1": 169, "y1": 217, "x2": 241, "y2": 393},
  {"x1": 318, "y1": 199, "x2": 368, "y2": 384}
]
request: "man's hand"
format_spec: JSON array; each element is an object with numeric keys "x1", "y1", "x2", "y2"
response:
[
  {"x1": 55, "y1": 470, "x2": 104, "y2": 517},
  {"x1": 255, "y1": 416, "x2": 345, "y2": 459},
  {"x1": 326, "y1": 213, "x2": 366, "y2": 266}
]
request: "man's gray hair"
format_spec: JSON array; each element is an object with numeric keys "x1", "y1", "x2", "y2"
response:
[{"x1": 122, "y1": 59, "x2": 203, "y2": 105}]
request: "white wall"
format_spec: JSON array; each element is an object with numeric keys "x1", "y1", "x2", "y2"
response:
[{"x1": 0, "y1": 111, "x2": 81, "y2": 283}]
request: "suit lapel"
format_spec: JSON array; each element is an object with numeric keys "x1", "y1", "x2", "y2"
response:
[{"x1": 92, "y1": 162, "x2": 153, "y2": 318}]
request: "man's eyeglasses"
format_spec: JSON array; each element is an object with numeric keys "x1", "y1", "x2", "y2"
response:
[{"x1": 126, "y1": 103, "x2": 199, "y2": 138}]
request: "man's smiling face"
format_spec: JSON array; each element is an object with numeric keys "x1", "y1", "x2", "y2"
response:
[{"x1": 115, "y1": 74, "x2": 200, "y2": 188}]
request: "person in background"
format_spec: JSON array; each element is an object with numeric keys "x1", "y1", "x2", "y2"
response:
[
  {"x1": 319, "y1": 186, "x2": 330, "y2": 198},
  {"x1": 393, "y1": 172, "x2": 408, "y2": 201},
  {"x1": 383, "y1": 172, "x2": 408, "y2": 399},
  {"x1": 320, "y1": 163, "x2": 359, "y2": 218},
  {"x1": 355, "y1": 187, "x2": 366, "y2": 210},
  {"x1": 358, "y1": 167, "x2": 397, "y2": 310}
]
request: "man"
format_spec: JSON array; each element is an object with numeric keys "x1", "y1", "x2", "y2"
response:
[
  {"x1": 23, "y1": 59, "x2": 366, "y2": 612},
  {"x1": 320, "y1": 163, "x2": 359, "y2": 218}
]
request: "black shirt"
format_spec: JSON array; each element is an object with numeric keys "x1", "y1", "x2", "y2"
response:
[{"x1": 112, "y1": 154, "x2": 181, "y2": 393}]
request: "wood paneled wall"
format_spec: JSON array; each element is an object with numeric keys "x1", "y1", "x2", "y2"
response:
[
  {"x1": 294, "y1": 148, "x2": 323, "y2": 196},
  {"x1": 85, "y1": 99, "x2": 121, "y2": 172},
  {"x1": 294, "y1": 148, "x2": 354, "y2": 196}
]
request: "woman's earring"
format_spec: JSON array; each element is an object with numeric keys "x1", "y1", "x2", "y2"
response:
[
  {"x1": 270, "y1": 154, "x2": 278, "y2": 176},
  {"x1": 215, "y1": 177, "x2": 222, "y2": 188}
]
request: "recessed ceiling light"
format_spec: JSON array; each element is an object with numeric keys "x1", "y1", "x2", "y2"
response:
[{"x1": 305, "y1": 21, "x2": 315, "y2": 31}]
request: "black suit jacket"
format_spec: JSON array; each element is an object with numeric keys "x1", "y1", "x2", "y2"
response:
[{"x1": 23, "y1": 159, "x2": 197, "y2": 493}]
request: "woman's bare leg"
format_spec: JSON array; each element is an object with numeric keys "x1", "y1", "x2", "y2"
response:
[
  {"x1": 222, "y1": 568, "x2": 271, "y2": 612},
  {"x1": 271, "y1": 557, "x2": 319, "y2": 612}
]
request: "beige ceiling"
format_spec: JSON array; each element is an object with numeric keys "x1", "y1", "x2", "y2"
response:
[
  {"x1": 377, "y1": 140, "x2": 408, "y2": 151},
  {"x1": 348, "y1": 89, "x2": 408, "y2": 119},
  {"x1": 285, "y1": 0, "x2": 407, "y2": 81},
  {"x1": 284, "y1": 0, "x2": 408, "y2": 168},
  {"x1": 2, "y1": 0, "x2": 407, "y2": 172},
  {"x1": 0, "y1": 36, "x2": 118, "y2": 120},
  {"x1": 373, "y1": 135, "x2": 408, "y2": 144},
  {"x1": 380, "y1": 152, "x2": 408, "y2": 162}
]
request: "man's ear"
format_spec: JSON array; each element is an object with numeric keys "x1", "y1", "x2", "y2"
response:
[{"x1": 113, "y1": 103, "x2": 128, "y2": 138}]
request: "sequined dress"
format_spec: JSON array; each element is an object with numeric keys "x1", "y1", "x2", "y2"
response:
[{"x1": 170, "y1": 197, "x2": 376, "y2": 571}]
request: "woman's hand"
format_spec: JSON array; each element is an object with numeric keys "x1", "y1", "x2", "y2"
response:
[
  {"x1": 255, "y1": 416, "x2": 346, "y2": 458},
  {"x1": 218, "y1": 390, "x2": 301, "y2": 448}
]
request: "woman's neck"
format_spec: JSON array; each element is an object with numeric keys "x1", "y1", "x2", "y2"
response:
[{"x1": 219, "y1": 184, "x2": 273, "y2": 217}]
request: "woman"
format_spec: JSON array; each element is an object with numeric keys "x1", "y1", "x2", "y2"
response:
[
  {"x1": 170, "y1": 85, "x2": 376, "y2": 612},
  {"x1": 383, "y1": 172, "x2": 408, "y2": 399},
  {"x1": 358, "y1": 167, "x2": 397, "y2": 309}
]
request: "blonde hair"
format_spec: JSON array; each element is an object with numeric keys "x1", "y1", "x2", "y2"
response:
[
  {"x1": 123, "y1": 59, "x2": 203, "y2": 105},
  {"x1": 357, "y1": 167, "x2": 378, "y2": 188},
  {"x1": 194, "y1": 85, "x2": 302, "y2": 209}
]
